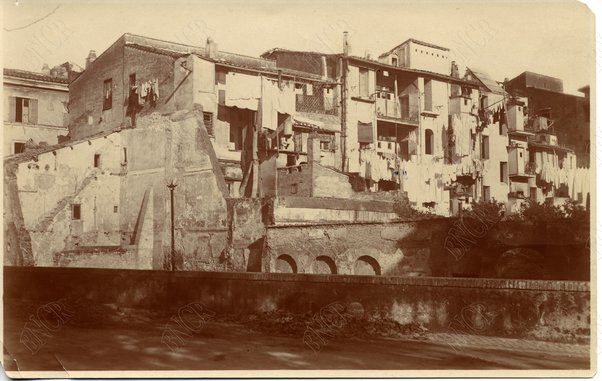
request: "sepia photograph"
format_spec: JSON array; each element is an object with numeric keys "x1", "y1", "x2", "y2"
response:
[{"x1": 1, "y1": 0, "x2": 596, "y2": 378}]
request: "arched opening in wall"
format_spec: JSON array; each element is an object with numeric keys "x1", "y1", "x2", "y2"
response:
[
  {"x1": 354, "y1": 256, "x2": 381, "y2": 276},
  {"x1": 425, "y1": 129, "x2": 434, "y2": 155},
  {"x1": 312, "y1": 256, "x2": 337, "y2": 274},
  {"x1": 275, "y1": 254, "x2": 297, "y2": 274}
]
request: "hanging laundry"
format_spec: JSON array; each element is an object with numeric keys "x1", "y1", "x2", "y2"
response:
[{"x1": 225, "y1": 72, "x2": 261, "y2": 111}]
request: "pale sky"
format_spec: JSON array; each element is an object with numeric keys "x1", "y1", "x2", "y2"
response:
[{"x1": 2, "y1": 0, "x2": 594, "y2": 95}]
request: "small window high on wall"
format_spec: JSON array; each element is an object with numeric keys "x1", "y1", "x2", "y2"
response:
[
  {"x1": 103, "y1": 78, "x2": 113, "y2": 110},
  {"x1": 72, "y1": 204, "x2": 81, "y2": 220},
  {"x1": 424, "y1": 129, "x2": 434, "y2": 155},
  {"x1": 94, "y1": 154, "x2": 101, "y2": 168}
]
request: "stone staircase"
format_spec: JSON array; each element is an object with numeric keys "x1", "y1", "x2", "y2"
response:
[{"x1": 32, "y1": 170, "x2": 98, "y2": 232}]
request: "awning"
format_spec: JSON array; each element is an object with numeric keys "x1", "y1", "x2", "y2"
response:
[{"x1": 293, "y1": 115, "x2": 324, "y2": 129}]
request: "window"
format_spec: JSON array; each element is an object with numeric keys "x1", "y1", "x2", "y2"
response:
[
  {"x1": 391, "y1": 56, "x2": 398, "y2": 66},
  {"x1": 13, "y1": 142, "x2": 26, "y2": 154},
  {"x1": 481, "y1": 136, "x2": 489, "y2": 159},
  {"x1": 424, "y1": 129, "x2": 434, "y2": 155},
  {"x1": 229, "y1": 125, "x2": 243, "y2": 151},
  {"x1": 203, "y1": 112, "x2": 214, "y2": 136},
  {"x1": 482, "y1": 186, "x2": 491, "y2": 202},
  {"x1": 320, "y1": 140, "x2": 331, "y2": 151},
  {"x1": 500, "y1": 162, "x2": 508, "y2": 183},
  {"x1": 94, "y1": 154, "x2": 101, "y2": 168},
  {"x1": 103, "y1": 79, "x2": 113, "y2": 110},
  {"x1": 291, "y1": 184, "x2": 298, "y2": 194},
  {"x1": 123, "y1": 147, "x2": 127, "y2": 163},
  {"x1": 113, "y1": 205, "x2": 119, "y2": 213},
  {"x1": 424, "y1": 79, "x2": 433, "y2": 111},
  {"x1": 9, "y1": 97, "x2": 38, "y2": 124},
  {"x1": 72, "y1": 204, "x2": 81, "y2": 220},
  {"x1": 359, "y1": 68, "x2": 369, "y2": 98}
]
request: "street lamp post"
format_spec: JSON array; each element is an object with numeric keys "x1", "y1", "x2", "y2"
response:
[{"x1": 167, "y1": 180, "x2": 178, "y2": 271}]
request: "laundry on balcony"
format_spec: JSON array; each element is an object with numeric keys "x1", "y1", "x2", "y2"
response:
[
  {"x1": 225, "y1": 72, "x2": 261, "y2": 111},
  {"x1": 131, "y1": 79, "x2": 159, "y2": 106},
  {"x1": 259, "y1": 77, "x2": 296, "y2": 130}
]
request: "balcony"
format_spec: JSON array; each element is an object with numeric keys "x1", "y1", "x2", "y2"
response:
[
  {"x1": 509, "y1": 162, "x2": 536, "y2": 180},
  {"x1": 375, "y1": 95, "x2": 419, "y2": 125}
]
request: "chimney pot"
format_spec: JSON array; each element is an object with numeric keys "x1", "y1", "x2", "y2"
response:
[
  {"x1": 206, "y1": 37, "x2": 218, "y2": 59},
  {"x1": 85, "y1": 50, "x2": 97, "y2": 69}
]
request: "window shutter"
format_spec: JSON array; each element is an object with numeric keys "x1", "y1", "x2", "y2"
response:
[
  {"x1": 30, "y1": 99, "x2": 38, "y2": 124},
  {"x1": 8, "y1": 97, "x2": 16, "y2": 122}
]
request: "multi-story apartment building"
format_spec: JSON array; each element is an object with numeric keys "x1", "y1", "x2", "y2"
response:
[
  {"x1": 67, "y1": 34, "x2": 342, "y2": 198},
  {"x1": 3, "y1": 68, "x2": 70, "y2": 156},
  {"x1": 266, "y1": 37, "x2": 589, "y2": 215},
  {"x1": 505, "y1": 71, "x2": 590, "y2": 168}
]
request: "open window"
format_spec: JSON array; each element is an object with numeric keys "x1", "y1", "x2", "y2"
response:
[
  {"x1": 103, "y1": 78, "x2": 113, "y2": 110},
  {"x1": 72, "y1": 204, "x2": 81, "y2": 220},
  {"x1": 424, "y1": 129, "x2": 434, "y2": 155}
]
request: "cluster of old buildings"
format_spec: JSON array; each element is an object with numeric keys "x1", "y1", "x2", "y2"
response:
[{"x1": 3, "y1": 32, "x2": 591, "y2": 275}]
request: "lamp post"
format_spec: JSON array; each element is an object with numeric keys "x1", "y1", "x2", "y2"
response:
[{"x1": 167, "y1": 180, "x2": 178, "y2": 271}]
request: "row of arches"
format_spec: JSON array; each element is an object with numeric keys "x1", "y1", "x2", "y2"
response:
[{"x1": 275, "y1": 254, "x2": 381, "y2": 276}]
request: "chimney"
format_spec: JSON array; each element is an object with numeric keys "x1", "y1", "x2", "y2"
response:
[
  {"x1": 343, "y1": 31, "x2": 350, "y2": 56},
  {"x1": 206, "y1": 37, "x2": 218, "y2": 59},
  {"x1": 450, "y1": 61, "x2": 459, "y2": 78},
  {"x1": 41, "y1": 64, "x2": 50, "y2": 76},
  {"x1": 85, "y1": 50, "x2": 97, "y2": 69},
  {"x1": 321, "y1": 56, "x2": 327, "y2": 79}
]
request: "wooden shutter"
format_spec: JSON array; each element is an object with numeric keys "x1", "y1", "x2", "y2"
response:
[
  {"x1": 8, "y1": 97, "x2": 16, "y2": 122},
  {"x1": 30, "y1": 99, "x2": 38, "y2": 124}
]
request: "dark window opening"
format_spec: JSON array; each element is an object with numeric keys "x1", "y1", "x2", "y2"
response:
[
  {"x1": 72, "y1": 204, "x2": 81, "y2": 220},
  {"x1": 291, "y1": 184, "x2": 298, "y2": 194},
  {"x1": 425, "y1": 129, "x2": 434, "y2": 155},
  {"x1": 123, "y1": 147, "x2": 127, "y2": 163},
  {"x1": 113, "y1": 205, "x2": 119, "y2": 213},
  {"x1": 500, "y1": 162, "x2": 508, "y2": 183},
  {"x1": 203, "y1": 112, "x2": 214, "y2": 136},
  {"x1": 94, "y1": 154, "x2": 101, "y2": 168},
  {"x1": 13, "y1": 142, "x2": 25, "y2": 154},
  {"x1": 12, "y1": 97, "x2": 38, "y2": 124},
  {"x1": 103, "y1": 79, "x2": 113, "y2": 110},
  {"x1": 481, "y1": 136, "x2": 489, "y2": 159},
  {"x1": 483, "y1": 186, "x2": 491, "y2": 202}
]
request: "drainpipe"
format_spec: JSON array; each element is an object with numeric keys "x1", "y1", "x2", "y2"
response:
[{"x1": 340, "y1": 55, "x2": 348, "y2": 172}]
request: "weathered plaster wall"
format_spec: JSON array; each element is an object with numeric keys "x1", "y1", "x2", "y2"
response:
[
  {"x1": 53, "y1": 246, "x2": 138, "y2": 268},
  {"x1": 5, "y1": 109, "x2": 232, "y2": 270},
  {"x1": 5, "y1": 266, "x2": 589, "y2": 342}
]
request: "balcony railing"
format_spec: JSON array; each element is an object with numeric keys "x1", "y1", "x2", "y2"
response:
[
  {"x1": 295, "y1": 82, "x2": 338, "y2": 116},
  {"x1": 375, "y1": 97, "x2": 419, "y2": 124}
]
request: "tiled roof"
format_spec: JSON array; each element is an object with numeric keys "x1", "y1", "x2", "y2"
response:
[
  {"x1": 4, "y1": 129, "x2": 118, "y2": 165},
  {"x1": 122, "y1": 34, "x2": 330, "y2": 82},
  {"x1": 466, "y1": 67, "x2": 506, "y2": 95},
  {"x1": 348, "y1": 55, "x2": 475, "y2": 86},
  {"x1": 3, "y1": 68, "x2": 69, "y2": 85}
]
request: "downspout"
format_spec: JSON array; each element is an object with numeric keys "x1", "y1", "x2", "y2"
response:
[{"x1": 340, "y1": 55, "x2": 348, "y2": 172}]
